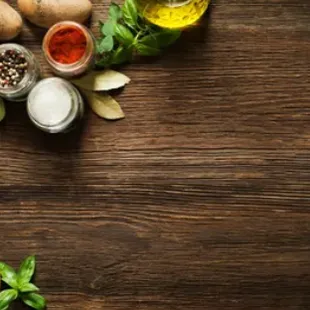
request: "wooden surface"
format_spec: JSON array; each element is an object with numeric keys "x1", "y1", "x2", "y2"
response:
[{"x1": 1, "y1": 0, "x2": 310, "y2": 309}]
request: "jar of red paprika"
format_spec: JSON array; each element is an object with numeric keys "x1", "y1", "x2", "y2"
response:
[{"x1": 42, "y1": 21, "x2": 95, "y2": 78}]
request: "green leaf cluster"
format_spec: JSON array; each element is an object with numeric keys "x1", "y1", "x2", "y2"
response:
[
  {"x1": 96, "y1": 0, "x2": 181, "y2": 67},
  {"x1": 0, "y1": 256, "x2": 46, "y2": 310}
]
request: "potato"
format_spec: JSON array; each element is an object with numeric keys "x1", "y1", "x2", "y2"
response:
[
  {"x1": 0, "y1": 1, "x2": 23, "y2": 41},
  {"x1": 17, "y1": 0, "x2": 92, "y2": 28}
]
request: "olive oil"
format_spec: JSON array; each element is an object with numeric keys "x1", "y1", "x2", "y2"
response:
[{"x1": 137, "y1": 0, "x2": 210, "y2": 29}]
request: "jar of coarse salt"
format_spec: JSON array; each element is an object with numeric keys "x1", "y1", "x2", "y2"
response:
[{"x1": 27, "y1": 78, "x2": 84, "y2": 133}]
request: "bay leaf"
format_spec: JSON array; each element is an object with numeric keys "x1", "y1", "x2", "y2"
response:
[
  {"x1": 82, "y1": 90, "x2": 125, "y2": 120},
  {"x1": 0, "y1": 98, "x2": 5, "y2": 123},
  {"x1": 71, "y1": 70, "x2": 130, "y2": 91}
]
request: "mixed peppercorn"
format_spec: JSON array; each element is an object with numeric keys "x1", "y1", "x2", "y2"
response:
[{"x1": 0, "y1": 49, "x2": 28, "y2": 88}]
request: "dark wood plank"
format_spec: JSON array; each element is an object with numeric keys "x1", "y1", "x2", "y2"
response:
[{"x1": 1, "y1": 0, "x2": 310, "y2": 309}]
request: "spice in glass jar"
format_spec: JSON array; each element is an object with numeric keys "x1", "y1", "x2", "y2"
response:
[
  {"x1": 48, "y1": 27, "x2": 87, "y2": 64},
  {"x1": 27, "y1": 77, "x2": 84, "y2": 133},
  {"x1": 43, "y1": 21, "x2": 95, "y2": 78},
  {"x1": 0, "y1": 44, "x2": 40, "y2": 102},
  {"x1": 0, "y1": 49, "x2": 28, "y2": 88}
]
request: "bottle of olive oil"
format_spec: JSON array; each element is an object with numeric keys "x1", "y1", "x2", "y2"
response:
[{"x1": 137, "y1": 0, "x2": 210, "y2": 29}]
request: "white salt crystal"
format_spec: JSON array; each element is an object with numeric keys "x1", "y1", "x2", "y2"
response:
[{"x1": 28, "y1": 78, "x2": 72, "y2": 127}]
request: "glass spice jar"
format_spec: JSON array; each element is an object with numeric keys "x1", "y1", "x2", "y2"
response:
[
  {"x1": 0, "y1": 44, "x2": 40, "y2": 102},
  {"x1": 27, "y1": 77, "x2": 84, "y2": 133},
  {"x1": 42, "y1": 21, "x2": 96, "y2": 78}
]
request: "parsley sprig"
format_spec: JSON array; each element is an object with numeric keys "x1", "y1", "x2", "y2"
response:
[
  {"x1": 96, "y1": 0, "x2": 181, "y2": 67},
  {"x1": 0, "y1": 256, "x2": 46, "y2": 310}
]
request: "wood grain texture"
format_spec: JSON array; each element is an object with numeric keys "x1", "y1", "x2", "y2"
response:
[{"x1": 1, "y1": 0, "x2": 310, "y2": 309}]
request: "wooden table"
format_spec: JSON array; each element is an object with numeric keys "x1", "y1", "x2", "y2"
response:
[{"x1": 1, "y1": 0, "x2": 310, "y2": 309}]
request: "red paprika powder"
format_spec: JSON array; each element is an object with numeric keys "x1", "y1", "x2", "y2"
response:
[{"x1": 48, "y1": 27, "x2": 87, "y2": 65}]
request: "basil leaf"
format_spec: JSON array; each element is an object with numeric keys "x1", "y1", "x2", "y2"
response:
[
  {"x1": 22, "y1": 293, "x2": 46, "y2": 310},
  {"x1": 109, "y1": 2, "x2": 122, "y2": 20},
  {"x1": 140, "y1": 30, "x2": 181, "y2": 48},
  {"x1": 0, "y1": 289, "x2": 18, "y2": 310},
  {"x1": 114, "y1": 24, "x2": 134, "y2": 46},
  {"x1": 122, "y1": 0, "x2": 138, "y2": 27},
  {"x1": 0, "y1": 98, "x2": 5, "y2": 123},
  {"x1": 19, "y1": 282, "x2": 40, "y2": 293},
  {"x1": 135, "y1": 43, "x2": 161, "y2": 56},
  {"x1": 98, "y1": 35, "x2": 114, "y2": 54},
  {"x1": 17, "y1": 255, "x2": 36, "y2": 285},
  {"x1": 101, "y1": 20, "x2": 115, "y2": 36},
  {"x1": 0, "y1": 262, "x2": 18, "y2": 289},
  {"x1": 111, "y1": 46, "x2": 133, "y2": 65}
]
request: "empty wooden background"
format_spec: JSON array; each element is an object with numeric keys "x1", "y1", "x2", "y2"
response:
[{"x1": 1, "y1": 0, "x2": 310, "y2": 309}]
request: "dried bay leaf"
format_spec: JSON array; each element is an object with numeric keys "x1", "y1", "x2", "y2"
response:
[
  {"x1": 0, "y1": 98, "x2": 5, "y2": 123},
  {"x1": 71, "y1": 70, "x2": 130, "y2": 91},
  {"x1": 82, "y1": 90, "x2": 125, "y2": 120}
]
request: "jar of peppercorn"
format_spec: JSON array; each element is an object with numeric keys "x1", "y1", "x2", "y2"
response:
[
  {"x1": 0, "y1": 44, "x2": 40, "y2": 102},
  {"x1": 42, "y1": 21, "x2": 96, "y2": 78}
]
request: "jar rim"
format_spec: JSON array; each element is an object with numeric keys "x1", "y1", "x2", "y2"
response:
[{"x1": 42, "y1": 21, "x2": 95, "y2": 74}]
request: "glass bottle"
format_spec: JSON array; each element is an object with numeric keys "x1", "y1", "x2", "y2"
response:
[
  {"x1": 42, "y1": 21, "x2": 95, "y2": 78},
  {"x1": 137, "y1": 0, "x2": 210, "y2": 29},
  {"x1": 27, "y1": 77, "x2": 84, "y2": 133},
  {"x1": 0, "y1": 44, "x2": 40, "y2": 102}
]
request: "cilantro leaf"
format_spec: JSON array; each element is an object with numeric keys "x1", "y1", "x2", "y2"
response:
[
  {"x1": 109, "y1": 2, "x2": 122, "y2": 20},
  {"x1": 101, "y1": 20, "x2": 115, "y2": 36},
  {"x1": 97, "y1": 35, "x2": 114, "y2": 54}
]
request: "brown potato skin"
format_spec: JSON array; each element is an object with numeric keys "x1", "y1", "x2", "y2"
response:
[
  {"x1": 0, "y1": 1, "x2": 23, "y2": 41},
  {"x1": 17, "y1": 0, "x2": 92, "y2": 28}
]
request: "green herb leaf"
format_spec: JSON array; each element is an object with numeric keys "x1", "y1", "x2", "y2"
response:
[
  {"x1": 22, "y1": 293, "x2": 46, "y2": 310},
  {"x1": 111, "y1": 46, "x2": 133, "y2": 65},
  {"x1": 19, "y1": 283, "x2": 40, "y2": 293},
  {"x1": 17, "y1": 255, "x2": 36, "y2": 285},
  {"x1": 98, "y1": 35, "x2": 114, "y2": 54},
  {"x1": 0, "y1": 98, "x2": 5, "y2": 123},
  {"x1": 95, "y1": 0, "x2": 182, "y2": 67},
  {"x1": 135, "y1": 43, "x2": 161, "y2": 56},
  {"x1": 139, "y1": 30, "x2": 181, "y2": 48},
  {"x1": 122, "y1": 0, "x2": 138, "y2": 27},
  {"x1": 96, "y1": 54, "x2": 112, "y2": 68},
  {"x1": 114, "y1": 24, "x2": 134, "y2": 46},
  {"x1": 158, "y1": 29, "x2": 182, "y2": 47},
  {"x1": 109, "y1": 2, "x2": 122, "y2": 21},
  {"x1": 0, "y1": 289, "x2": 18, "y2": 310},
  {"x1": 101, "y1": 20, "x2": 115, "y2": 36},
  {"x1": 0, "y1": 262, "x2": 18, "y2": 289}
]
